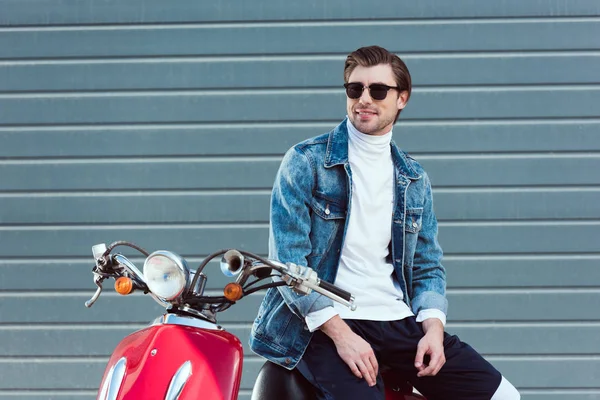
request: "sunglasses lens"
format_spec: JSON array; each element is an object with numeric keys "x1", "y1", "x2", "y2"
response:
[
  {"x1": 345, "y1": 83, "x2": 363, "y2": 99},
  {"x1": 369, "y1": 85, "x2": 389, "y2": 101}
]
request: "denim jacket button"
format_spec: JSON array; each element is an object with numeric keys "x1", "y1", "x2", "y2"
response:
[
  {"x1": 412, "y1": 222, "x2": 418, "y2": 228},
  {"x1": 285, "y1": 358, "x2": 292, "y2": 365},
  {"x1": 325, "y1": 206, "x2": 331, "y2": 215}
]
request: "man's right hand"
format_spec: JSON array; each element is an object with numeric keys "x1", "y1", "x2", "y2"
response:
[{"x1": 320, "y1": 316, "x2": 379, "y2": 387}]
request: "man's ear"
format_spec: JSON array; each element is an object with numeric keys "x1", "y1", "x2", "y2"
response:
[{"x1": 397, "y1": 90, "x2": 409, "y2": 110}]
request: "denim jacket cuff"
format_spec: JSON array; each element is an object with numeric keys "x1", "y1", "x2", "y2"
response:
[
  {"x1": 411, "y1": 290, "x2": 448, "y2": 316},
  {"x1": 290, "y1": 292, "x2": 334, "y2": 318}
]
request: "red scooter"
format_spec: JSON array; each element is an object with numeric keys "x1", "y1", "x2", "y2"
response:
[{"x1": 85, "y1": 241, "x2": 425, "y2": 400}]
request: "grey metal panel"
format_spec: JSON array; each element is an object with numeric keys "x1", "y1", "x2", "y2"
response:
[
  {"x1": 2, "y1": 89, "x2": 599, "y2": 125},
  {"x1": 522, "y1": 393, "x2": 600, "y2": 400},
  {"x1": 3, "y1": 156, "x2": 600, "y2": 192},
  {"x1": 0, "y1": 293, "x2": 264, "y2": 324},
  {"x1": 3, "y1": 54, "x2": 600, "y2": 92},
  {"x1": 2, "y1": 121, "x2": 600, "y2": 158},
  {"x1": 444, "y1": 257, "x2": 600, "y2": 288},
  {"x1": 0, "y1": 159, "x2": 281, "y2": 190},
  {"x1": 2, "y1": 291, "x2": 600, "y2": 324},
  {"x1": 0, "y1": 260, "x2": 246, "y2": 291},
  {"x1": 2, "y1": 256, "x2": 599, "y2": 291},
  {"x1": 2, "y1": 189, "x2": 599, "y2": 224},
  {"x1": 446, "y1": 323, "x2": 600, "y2": 355},
  {"x1": 2, "y1": 0, "x2": 600, "y2": 25},
  {"x1": 419, "y1": 156, "x2": 600, "y2": 187},
  {"x1": 0, "y1": 223, "x2": 599, "y2": 257},
  {"x1": 488, "y1": 357, "x2": 600, "y2": 389},
  {"x1": 2, "y1": 323, "x2": 598, "y2": 357},
  {"x1": 436, "y1": 222, "x2": 600, "y2": 254},
  {"x1": 2, "y1": 21, "x2": 600, "y2": 59},
  {"x1": 0, "y1": 227, "x2": 269, "y2": 257},
  {"x1": 433, "y1": 189, "x2": 600, "y2": 221},
  {"x1": 0, "y1": 193, "x2": 272, "y2": 224},
  {"x1": 0, "y1": 325, "x2": 249, "y2": 356},
  {"x1": 0, "y1": 360, "x2": 107, "y2": 390},
  {"x1": 446, "y1": 290, "x2": 600, "y2": 321}
]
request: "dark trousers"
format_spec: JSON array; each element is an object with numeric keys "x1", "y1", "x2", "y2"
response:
[{"x1": 296, "y1": 318, "x2": 502, "y2": 400}]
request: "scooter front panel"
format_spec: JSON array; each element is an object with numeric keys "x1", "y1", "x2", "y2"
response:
[{"x1": 98, "y1": 323, "x2": 243, "y2": 400}]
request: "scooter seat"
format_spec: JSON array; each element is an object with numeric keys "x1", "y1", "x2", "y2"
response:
[
  {"x1": 251, "y1": 361, "x2": 316, "y2": 400},
  {"x1": 251, "y1": 361, "x2": 425, "y2": 400}
]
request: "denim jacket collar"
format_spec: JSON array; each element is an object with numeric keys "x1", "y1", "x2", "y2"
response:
[{"x1": 324, "y1": 118, "x2": 422, "y2": 180}]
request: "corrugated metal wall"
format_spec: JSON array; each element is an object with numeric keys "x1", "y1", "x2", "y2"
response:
[{"x1": 1, "y1": 1, "x2": 600, "y2": 399}]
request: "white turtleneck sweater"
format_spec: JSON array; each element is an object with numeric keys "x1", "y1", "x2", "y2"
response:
[{"x1": 304, "y1": 119, "x2": 446, "y2": 332}]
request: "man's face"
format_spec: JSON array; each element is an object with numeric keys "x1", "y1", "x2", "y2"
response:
[{"x1": 346, "y1": 64, "x2": 408, "y2": 136}]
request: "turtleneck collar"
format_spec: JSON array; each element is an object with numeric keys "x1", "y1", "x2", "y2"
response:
[{"x1": 346, "y1": 118, "x2": 392, "y2": 156}]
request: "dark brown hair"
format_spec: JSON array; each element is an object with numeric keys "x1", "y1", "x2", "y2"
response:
[{"x1": 344, "y1": 46, "x2": 412, "y2": 120}]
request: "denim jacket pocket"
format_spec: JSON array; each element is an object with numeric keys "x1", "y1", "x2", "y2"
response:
[
  {"x1": 310, "y1": 192, "x2": 346, "y2": 220},
  {"x1": 309, "y1": 192, "x2": 346, "y2": 260},
  {"x1": 404, "y1": 207, "x2": 424, "y2": 233},
  {"x1": 404, "y1": 207, "x2": 423, "y2": 266}
]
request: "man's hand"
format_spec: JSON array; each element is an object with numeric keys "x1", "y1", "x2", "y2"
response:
[
  {"x1": 320, "y1": 316, "x2": 379, "y2": 387},
  {"x1": 414, "y1": 318, "x2": 445, "y2": 377}
]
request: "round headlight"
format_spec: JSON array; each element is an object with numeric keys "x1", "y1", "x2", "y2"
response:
[{"x1": 143, "y1": 251, "x2": 189, "y2": 301}]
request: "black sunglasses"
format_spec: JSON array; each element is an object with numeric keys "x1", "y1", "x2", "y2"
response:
[{"x1": 344, "y1": 82, "x2": 401, "y2": 101}]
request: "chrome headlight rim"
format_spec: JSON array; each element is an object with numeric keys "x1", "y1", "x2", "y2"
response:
[{"x1": 143, "y1": 250, "x2": 190, "y2": 303}]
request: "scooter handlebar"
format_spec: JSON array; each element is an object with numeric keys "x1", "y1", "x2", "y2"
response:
[
  {"x1": 266, "y1": 260, "x2": 356, "y2": 311},
  {"x1": 317, "y1": 279, "x2": 353, "y2": 303}
]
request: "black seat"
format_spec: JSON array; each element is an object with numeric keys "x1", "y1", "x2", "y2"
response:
[
  {"x1": 251, "y1": 361, "x2": 316, "y2": 400},
  {"x1": 251, "y1": 361, "x2": 425, "y2": 400}
]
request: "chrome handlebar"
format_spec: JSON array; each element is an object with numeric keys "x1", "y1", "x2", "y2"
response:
[
  {"x1": 86, "y1": 244, "x2": 356, "y2": 312},
  {"x1": 258, "y1": 260, "x2": 357, "y2": 311}
]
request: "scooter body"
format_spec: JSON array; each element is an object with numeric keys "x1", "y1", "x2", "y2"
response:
[{"x1": 97, "y1": 314, "x2": 243, "y2": 400}]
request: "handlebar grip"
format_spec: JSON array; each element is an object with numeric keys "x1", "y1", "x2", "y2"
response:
[{"x1": 318, "y1": 280, "x2": 353, "y2": 302}]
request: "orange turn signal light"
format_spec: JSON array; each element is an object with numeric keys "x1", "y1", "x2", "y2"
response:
[
  {"x1": 223, "y1": 283, "x2": 243, "y2": 301},
  {"x1": 115, "y1": 277, "x2": 134, "y2": 295}
]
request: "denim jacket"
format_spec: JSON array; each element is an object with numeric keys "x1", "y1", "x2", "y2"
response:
[{"x1": 249, "y1": 119, "x2": 447, "y2": 369}]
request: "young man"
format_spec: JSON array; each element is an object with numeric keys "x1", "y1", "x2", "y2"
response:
[{"x1": 249, "y1": 46, "x2": 519, "y2": 400}]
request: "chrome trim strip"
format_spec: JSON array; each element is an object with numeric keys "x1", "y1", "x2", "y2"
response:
[
  {"x1": 98, "y1": 369, "x2": 110, "y2": 400},
  {"x1": 98, "y1": 357, "x2": 127, "y2": 400},
  {"x1": 114, "y1": 254, "x2": 170, "y2": 308},
  {"x1": 151, "y1": 313, "x2": 222, "y2": 331},
  {"x1": 113, "y1": 254, "x2": 146, "y2": 284},
  {"x1": 165, "y1": 361, "x2": 193, "y2": 400}
]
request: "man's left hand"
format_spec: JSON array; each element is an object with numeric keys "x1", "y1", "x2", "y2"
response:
[{"x1": 414, "y1": 318, "x2": 445, "y2": 377}]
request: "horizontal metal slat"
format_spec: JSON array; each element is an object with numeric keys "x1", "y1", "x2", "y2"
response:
[
  {"x1": 2, "y1": 54, "x2": 600, "y2": 91},
  {"x1": 2, "y1": 156, "x2": 600, "y2": 191},
  {"x1": 0, "y1": 223, "x2": 598, "y2": 257},
  {"x1": 2, "y1": 88, "x2": 599, "y2": 125},
  {"x1": 2, "y1": 0, "x2": 600, "y2": 25},
  {"x1": 2, "y1": 291, "x2": 600, "y2": 324},
  {"x1": 2, "y1": 255, "x2": 598, "y2": 291},
  {"x1": 2, "y1": 20, "x2": 600, "y2": 59},
  {"x1": 2, "y1": 121, "x2": 600, "y2": 157},
  {"x1": 1, "y1": 189, "x2": 599, "y2": 224}
]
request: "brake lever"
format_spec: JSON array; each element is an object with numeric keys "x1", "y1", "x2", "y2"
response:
[{"x1": 85, "y1": 274, "x2": 105, "y2": 308}]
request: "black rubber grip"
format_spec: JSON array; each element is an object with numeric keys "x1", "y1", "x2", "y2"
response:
[{"x1": 318, "y1": 280, "x2": 353, "y2": 302}]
